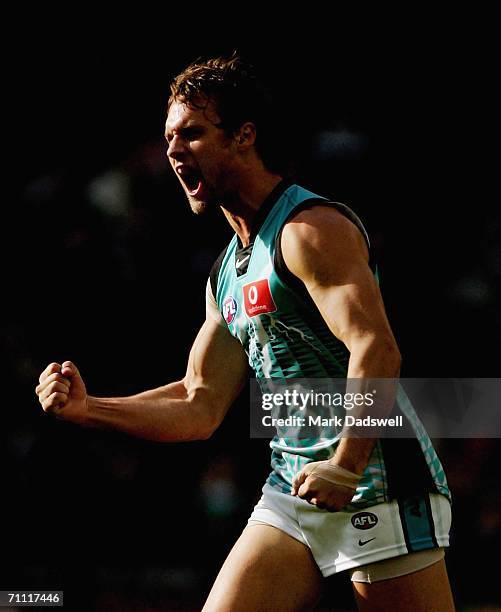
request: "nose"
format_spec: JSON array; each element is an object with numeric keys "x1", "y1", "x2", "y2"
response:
[{"x1": 166, "y1": 134, "x2": 186, "y2": 162}]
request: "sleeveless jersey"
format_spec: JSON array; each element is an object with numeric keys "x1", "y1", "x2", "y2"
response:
[{"x1": 208, "y1": 181, "x2": 450, "y2": 507}]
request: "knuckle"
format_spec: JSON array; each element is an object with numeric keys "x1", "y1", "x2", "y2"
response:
[
  {"x1": 40, "y1": 363, "x2": 59, "y2": 383},
  {"x1": 48, "y1": 381, "x2": 63, "y2": 395},
  {"x1": 50, "y1": 392, "x2": 67, "y2": 404},
  {"x1": 46, "y1": 373, "x2": 68, "y2": 387},
  {"x1": 305, "y1": 477, "x2": 316, "y2": 490}
]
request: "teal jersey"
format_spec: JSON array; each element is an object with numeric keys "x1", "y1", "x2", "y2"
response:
[{"x1": 209, "y1": 181, "x2": 450, "y2": 507}]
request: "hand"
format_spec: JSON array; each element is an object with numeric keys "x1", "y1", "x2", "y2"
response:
[
  {"x1": 35, "y1": 361, "x2": 88, "y2": 425},
  {"x1": 291, "y1": 460, "x2": 360, "y2": 512}
]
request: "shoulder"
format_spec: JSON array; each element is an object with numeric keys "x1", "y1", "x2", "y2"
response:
[{"x1": 281, "y1": 204, "x2": 369, "y2": 274}]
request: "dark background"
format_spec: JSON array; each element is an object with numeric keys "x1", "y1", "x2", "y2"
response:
[{"x1": 2, "y1": 21, "x2": 500, "y2": 611}]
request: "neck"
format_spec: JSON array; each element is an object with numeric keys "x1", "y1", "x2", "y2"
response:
[{"x1": 220, "y1": 171, "x2": 284, "y2": 247}]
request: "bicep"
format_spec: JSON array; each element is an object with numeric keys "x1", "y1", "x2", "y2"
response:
[
  {"x1": 184, "y1": 316, "x2": 249, "y2": 426},
  {"x1": 308, "y1": 262, "x2": 395, "y2": 351}
]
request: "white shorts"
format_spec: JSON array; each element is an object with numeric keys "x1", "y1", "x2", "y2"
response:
[{"x1": 248, "y1": 483, "x2": 451, "y2": 579}]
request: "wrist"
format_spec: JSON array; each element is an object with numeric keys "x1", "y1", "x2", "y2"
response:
[
  {"x1": 84, "y1": 395, "x2": 113, "y2": 429},
  {"x1": 327, "y1": 457, "x2": 365, "y2": 477},
  {"x1": 311, "y1": 462, "x2": 362, "y2": 490}
]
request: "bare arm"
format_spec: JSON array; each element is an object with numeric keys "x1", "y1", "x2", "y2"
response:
[
  {"x1": 36, "y1": 316, "x2": 249, "y2": 442},
  {"x1": 282, "y1": 205, "x2": 401, "y2": 508}
]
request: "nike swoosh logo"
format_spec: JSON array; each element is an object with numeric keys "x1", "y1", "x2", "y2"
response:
[
  {"x1": 236, "y1": 255, "x2": 250, "y2": 268},
  {"x1": 358, "y1": 538, "x2": 376, "y2": 546}
]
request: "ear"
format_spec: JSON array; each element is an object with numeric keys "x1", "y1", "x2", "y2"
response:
[{"x1": 235, "y1": 122, "x2": 256, "y2": 149}]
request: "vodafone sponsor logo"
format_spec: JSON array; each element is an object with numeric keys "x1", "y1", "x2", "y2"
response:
[{"x1": 243, "y1": 279, "x2": 277, "y2": 317}]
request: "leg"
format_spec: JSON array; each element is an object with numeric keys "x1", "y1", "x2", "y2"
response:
[
  {"x1": 352, "y1": 558, "x2": 455, "y2": 612},
  {"x1": 202, "y1": 524, "x2": 323, "y2": 612}
]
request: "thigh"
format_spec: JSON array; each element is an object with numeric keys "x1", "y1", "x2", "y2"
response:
[
  {"x1": 352, "y1": 558, "x2": 455, "y2": 612},
  {"x1": 202, "y1": 524, "x2": 323, "y2": 612}
]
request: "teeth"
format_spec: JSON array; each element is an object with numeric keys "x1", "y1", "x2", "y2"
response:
[{"x1": 178, "y1": 166, "x2": 198, "y2": 175}]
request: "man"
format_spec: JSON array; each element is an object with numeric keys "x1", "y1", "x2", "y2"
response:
[{"x1": 36, "y1": 55, "x2": 455, "y2": 611}]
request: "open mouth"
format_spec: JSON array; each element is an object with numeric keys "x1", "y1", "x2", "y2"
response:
[{"x1": 178, "y1": 167, "x2": 203, "y2": 196}]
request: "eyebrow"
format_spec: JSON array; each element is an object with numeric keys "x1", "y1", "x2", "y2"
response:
[{"x1": 164, "y1": 122, "x2": 204, "y2": 141}]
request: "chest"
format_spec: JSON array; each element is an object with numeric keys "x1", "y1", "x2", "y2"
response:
[{"x1": 217, "y1": 236, "x2": 296, "y2": 347}]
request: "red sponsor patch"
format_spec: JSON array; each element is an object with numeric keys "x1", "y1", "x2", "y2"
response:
[{"x1": 243, "y1": 279, "x2": 277, "y2": 317}]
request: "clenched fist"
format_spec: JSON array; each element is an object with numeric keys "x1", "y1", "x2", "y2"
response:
[
  {"x1": 291, "y1": 460, "x2": 362, "y2": 512},
  {"x1": 35, "y1": 361, "x2": 88, "y2": 425}
]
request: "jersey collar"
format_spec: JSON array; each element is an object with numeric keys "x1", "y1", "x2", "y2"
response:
[{"x1": 236, "y1": 179, "x2": 292, "y2": 248}]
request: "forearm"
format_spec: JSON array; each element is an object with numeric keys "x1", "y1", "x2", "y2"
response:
[
  {"x1": 85, "y1": 380, "x2": 214, "y2": 442},
  {"x1": 332, "y1": 337, "x2": 401, "y2": 474},
  {"x1": 346, "y1": 335, "x2": 401, "y2": 379}
]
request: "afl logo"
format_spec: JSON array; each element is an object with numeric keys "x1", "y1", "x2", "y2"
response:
[
  {"x1": 351, "y1": 512, "x2": 378, "y2": 530},
  {"x1": 223, "y1": 296, "x2": 238, "y2": 324}
]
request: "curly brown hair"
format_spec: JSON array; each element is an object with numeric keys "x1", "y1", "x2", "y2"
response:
[{"x1": 169, "y1": 53, "x2": 286, "y2": 174}]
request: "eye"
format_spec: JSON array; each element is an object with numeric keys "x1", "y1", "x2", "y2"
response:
[{"x1": 182, "y1": 127, "x2": 203, "y2": 141}]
